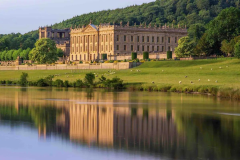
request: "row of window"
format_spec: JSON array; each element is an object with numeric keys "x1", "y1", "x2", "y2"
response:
[
  {"x1": 72, "y1": 45, "x2": 113, "y2": 53},
  {"x1": 117, "y1": 35, "x2": 177, "y2": 43},
  {"x1": 71, "y1": 54, "x2": 97, "y2": 61},
  {"x1": 71, "y1": 34, "x2": 113, "y2": 44},
  {"x1": 117, "y1": 45, "x2": 172, "y2": 52}
]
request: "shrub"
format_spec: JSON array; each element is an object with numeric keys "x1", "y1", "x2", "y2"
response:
[
  {"x1": 143, "y1": 52, "x2": 149, "y2": 60},
  {"x1": 131, "y1": 52, "x2": 137, "y2": 60},
  {"x1": 64, "y1": 80, "x2": 69, "y2": 87},
  {"x1": 101, "y1": 54, "x2": 107, "y2": 60},
  {"x1": 84, "y1": 73, "x2": 95, "y2": 86},
  {"x1": 167, "y1": 51, "x2": 172, "y2": 59},
  {"x1": 19, "y1": 72, "x2": 28, "y2": 86},
  {"x1": 54, "y1": 79, "x2": 64, "y2": 87},
  {"x1": 75, "y1": 79, "x2": 84, "y2": 88},
  {"x1": 44, "y1": 75, "x2": 54, "y2": 86},
  {"x1": 36, "y1": 78, "x2": 47, "y2": 87},
  {"x1": 6, "y1": 80, "x2": 12, "y2": 85}
]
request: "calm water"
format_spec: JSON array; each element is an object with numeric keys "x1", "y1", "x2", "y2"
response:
[{"x1": 0, "y1": 87, "x2": 240, "y2": 160}]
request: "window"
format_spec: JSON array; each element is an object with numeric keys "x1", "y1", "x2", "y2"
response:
[
  {"x1": 142, "y1": 46, "x2": 144, "y2": 51},
  {"x1": 157, "y1": 46, "x2": 159, "y2": 51},
  {"x1": 142, "y1": 36, "x2": 144, "y2": 42},
  {"x1": 168, "y1": 37, "x2": 171, "y2": 43},
  {"x1": 52, "y1": 33, "x2": 54, "y2": 38},
  {"x1": 137, "y1": 36, "x2": 139, "y2": 42},
  {"x1": 117, "y1": 35, "x2": 119, "y2": 41},
  {"x1": 131, "y1": 36, "x2": 133, "y2": 42},
  {"x1": 162, "y1": 46, "x2": 164, "y2": 52},
  {"x1": 111, "y1": 45, "x2": 112, "y2": 51},
  {"x1": 147, "y1": 46, "x2": 149, "y2": 52},
  {"x1": 124, "y1": 35, "x2": 127, "y2": 41},
  {"x1": 168, "y1": 46, "x2": 171, "y2": 51},
  {"x1": 76, "y1": 55, "x2": 77, "y2": 60},
  {"x1": 106, "y1": 45, "x2": 108, "y2": 51},
  {"x1": 152, "y1": 46, "x2": 154, "y2": 51},
  {"x1": 137, "y1": 45, "x2": 139, "y2": 51},
  {"x1": 102, "y1": 45, "x2": 103, "y2": 51},
  {"x1": 124, "y1": 45, "x2": 126, "y2": 51},
  {"x1": 77, "y1": 37, "x2": 78, "y2": 43},
  {"x1": 147, "y1": 36, "x2": 149, "y2": 42},
  {"x1": 157, "y1": 37, "x2": 159, "y2": 43},
  {"x1": 162, "y1": 37, "x2": 164, "y2": 43},
  {"x1": 131, "y1": 45, "x2": 133, "y2": 51},
  {"x1": 102, "y1": 35, "x2": 103, "y2": 42},
  {"x1": 72, "y1": 47, "x2": 74, "y2": 52},
  {"x1": 175, "y1": 37, "x2": 177, "y2": 43},
  {"x1": 117, "y1": 45, "x2": 119, "y2": 50},
  {"x1": 84, "y1": 54, "x2": 86, "y2": 60},
  {"x1": 80, "y1": 55, "x2": 82, "y2": 60},
  {"x1": 106, "y1": 35, "x2": 108, "y2": 42},
  {"x1": 152, "y1": 36, "x2": 154, "y2": 42}
]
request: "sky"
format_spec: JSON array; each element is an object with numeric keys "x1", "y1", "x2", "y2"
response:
[{"x1": 0, "y1": 0, "x2": 154, "y2": 34}]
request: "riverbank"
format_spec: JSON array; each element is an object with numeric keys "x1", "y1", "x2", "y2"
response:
[{"x1": 0, "y1": 58, "x2": 240, "y2": 99}]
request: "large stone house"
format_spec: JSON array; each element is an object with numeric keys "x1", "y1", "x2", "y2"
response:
[{"x1": 39, "y1": 22, "x2": 187, "y2": 61}]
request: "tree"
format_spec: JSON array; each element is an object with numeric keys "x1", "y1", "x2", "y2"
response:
[
  {"x1": 57, "y1": 48, "x2": 64, "y2": 57},
  {"x1": 175, "y1": 36, "x2": 195, "y2": 57},
  {"x1": 29, "y1": 38, "x2": 58, "y2": 64},
  {"x1": 234, "y1": 41, "x2": 240, "y2": 59},
  {"x1": 206, "y1": 7, "x2": 240, "y2": 54},
  {"x1": 84, "y1": 73, "x2": 95, "y2": 86},
  {"x1": 221, "y1": 36, "x2": 240, "y2": 56},
  {"x1": 19, "y1": 72, "x2": 28, "y2": 86},
  {"x1": 188, "y1": 23, "x2": 206, "y2": 43}
]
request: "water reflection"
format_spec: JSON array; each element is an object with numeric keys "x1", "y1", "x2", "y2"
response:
[{"x1": 0, "y1": 87, "x2": 240, "y2": 160}]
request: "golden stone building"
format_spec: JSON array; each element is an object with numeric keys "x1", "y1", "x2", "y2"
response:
[
  {"x1": 70, "y1": 22, "x2": 187, "y2": 61},
  {"x1": 39, "y1": 22, "x2": 187, "y2": 61}
]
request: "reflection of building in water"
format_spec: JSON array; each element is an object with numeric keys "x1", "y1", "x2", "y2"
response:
[{"x1": 68, "y1": 103, "x2": 183, "y2": 149}]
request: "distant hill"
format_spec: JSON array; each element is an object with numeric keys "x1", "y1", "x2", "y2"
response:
[{"x1": 1, "y1": 0, "x2": 240, "y2": 51}]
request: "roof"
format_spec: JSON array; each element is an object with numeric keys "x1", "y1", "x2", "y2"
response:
[{"x1": 90, "y1": 24, "x2": 98, "y2": 30}]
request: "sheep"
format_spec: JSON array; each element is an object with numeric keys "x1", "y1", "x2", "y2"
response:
[
  {"x1": 200, "y1": 67, "x2": 202, "y2": 69},
  {"x1": 211, "y1": 68, "x2": 213, "y2": 70},
  {"x1": 162, "y1": 70, "x2": 164, "y2": 72},
  {"x1": 152, "y1": 81, "x2": 155, "y2": 84},
  {"x1": 208, "y1": 79, "x2": 210, "y2": 81},
  {"x1": 96, "y1": 75, "x2": 98, "y2": 77},
  {"x1": 131, "y1": 70, "x2": 132, "y2": 72},
  {"x1": 198, "y1": 79, "x2": 201, "y2": 82},
  {"x1": 179, "y1": 81, "x2": 182, "y2": 84},
  {"x1": 219, "y1": 67, "x2": 222, "y2": 69},
  {"x1": 215, "y1": 80, "x2": 218, "y2": 83},
  {"x1": 185, "y1": 76, "x2": 188, "y2": 78},
  {"x1": 226, "y1": 66, "x2": 229, "y2": 68},
  {"x1": 190, "y1": 81, "x2": 193, "y2": 84}
]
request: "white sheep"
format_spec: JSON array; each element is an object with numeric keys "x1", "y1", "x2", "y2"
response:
[
  {"x1": 219, "y1": 67, "x2": 222, "y2": 69},
  {"x1": 198, "y1": 79, "x2": 201, "y2": 82},
  {"x1": 211, "y1": 68, "x2": 213, "y2": 70},
  {"x1": 179, "y1": 81, "x2": 182, "y2": 84},
  {"x1": 208, "y1": 79, "x2": 210, "y2": 81},
  {"x1": 215, "y1": 80, "x2": 218, "y2": 83},
  {"x1": 185, "y1": 76, "x2": 188, "y2": 78}
]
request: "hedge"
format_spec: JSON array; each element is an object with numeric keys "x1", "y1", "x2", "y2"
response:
[
  {"x1": 143, "y1": 52, "x2": 149, "y2": 60},
  {"x1": 101, "y1": 54, "x2": 107, "y2": 60},
  {"x1": 131, "y1": 52, "x2": 137, "y2": 60},
  {"x1": 167, "y1": 51, "x2": 172, "y2": 59}
]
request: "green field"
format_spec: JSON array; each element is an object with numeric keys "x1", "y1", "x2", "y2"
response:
[{"x1": 0, "y1": 58, "x2": 240, "y2": 88}]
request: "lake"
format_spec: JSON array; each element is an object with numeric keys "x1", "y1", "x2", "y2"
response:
[{"x1": 0, "y1": 87, "x2": 239, "y2": 160}]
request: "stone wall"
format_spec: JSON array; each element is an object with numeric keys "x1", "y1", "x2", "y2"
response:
[
  {"x1": 0, "y1": 62, "x2": 141, "y2": 71},
  {"x1": 110, "y1": 52, "x2": 176, "y2": 60}
]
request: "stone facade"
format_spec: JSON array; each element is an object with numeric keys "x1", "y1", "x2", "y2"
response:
[
  {"x1": 39, "y1": 23, "x2": 187, "y2": 61},
  {"x1": 70, "y1": 22, "x2": 187, "y2": 61},
  {"x1": 39, "y1": 26, "x2": 70, "y2": 57}
]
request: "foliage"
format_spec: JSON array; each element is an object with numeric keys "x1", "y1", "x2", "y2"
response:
[
  {"x1": 75, "y1": 79, "x2": 84, "y2": 88},
  {"x1": 205, "y1": 7, "x2": 240, "y2": 55},
  {"x1": 143, "y1": 52, "x2": 149, "y2": 60},
  {"x1": 19, "y1": 72, "x2": 28, "y2": 86},
  {"x1": 57, "y1": 48, "x2": 64, "y2": 57},
  {"x1": 131, "y1": 52, "x2": 137, "y2": 60},
  {"x1": 101, "y1": 54, "x2": 107, "y2": 60},
  {"x1": 54, "y1": 79, "x2": 64, "y2": 87},
  {"x1": 84, "y1": 73, "x2": 95, "y2": 86},
  {"x1": 98, "y1": 76, "x2": 124, "y2": 89},
  {"x1": 29, "y1": 38, "x2": 58, "y2": 64},
  {"x1": 234, "y1": 41, "x2": 240, "y2": 59},
  {"x1": 221, "y1": 36, "x2": 240, "y2": 56},
  {"x1": 175, "y1": 37, "x2": 195, "y2": 57},
  {"x1": 167, "y1": 51, "x2": 172, "y2": 59}
]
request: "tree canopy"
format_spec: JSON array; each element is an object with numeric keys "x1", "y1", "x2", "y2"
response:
[{"x1": 29, "y1": 38, "x2": 58, "y2": 64}]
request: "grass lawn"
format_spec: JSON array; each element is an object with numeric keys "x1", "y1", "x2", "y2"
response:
[{"x1": 0, "y1": 58, "x2": 240, "y2": 88}]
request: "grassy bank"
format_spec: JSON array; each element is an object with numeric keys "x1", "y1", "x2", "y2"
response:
[{"x1": 0, "y1": 58, "x2": 240, "y2": 92}]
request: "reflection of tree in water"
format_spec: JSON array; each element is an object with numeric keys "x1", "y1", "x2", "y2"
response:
[{"x1": 175, "y1": 112, "x2": 240, "y2": 160}]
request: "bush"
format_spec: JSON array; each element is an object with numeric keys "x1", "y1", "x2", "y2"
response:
[
  {"x1": 131, "y1": 52, "x2": 137, "y2": 60},
  {"x1": 167, "y1": 51, "x2": 172, "y2": 59},
  {"x1": 19, "y1": 72, "x2": 28, "y2": 86},
  {"x1": 101, "y1": 54, "x2": 107, "y2": 60},
  {"x1": 143, "y1": 52, "x2": 149, "y2": 60},
  {"x1": 75, "y1": 79, "x2": 84, "y2": 88},
  {"x1": 54, "y1": 79, "x2": 64, "y2": 87},
  {"x1": 6, "y1": 80, "x2": 12, "y2": 85},
  {"x1": 64, "y1": 80, "x2": 69, "y2": 87},
  {"x1": 84, "y1": 73, "x2": 95, "y2": 86},
  {"x1": 36, "y1": 78, "x2": 47, "y2": 87}
]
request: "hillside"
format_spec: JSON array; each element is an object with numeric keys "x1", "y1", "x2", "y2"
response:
[{"x1": 1, "y1": 0, "x2": 240, "y2": 52}]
